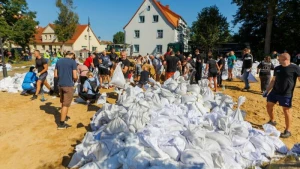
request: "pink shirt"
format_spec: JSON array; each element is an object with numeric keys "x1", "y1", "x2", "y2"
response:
[{"x1": 77, "y1": 64, "x2": 89, "y2": 76}]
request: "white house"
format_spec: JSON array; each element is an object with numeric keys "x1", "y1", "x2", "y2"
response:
[
  {"x1": 124, "y1": 0, "x2": 189, "y2": 56},
  {"x1": 30, "y1": 24, "x2": 106, "y2": 54}
]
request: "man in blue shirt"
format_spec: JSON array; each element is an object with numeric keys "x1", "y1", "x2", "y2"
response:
[{"x1": 54, "y1": 51, "x2": 78, "y2": 129}]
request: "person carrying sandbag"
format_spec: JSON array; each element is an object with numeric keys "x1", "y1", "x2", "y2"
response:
[{"x1": 79, "y1": 71, "x2": 100, "y2": 105}]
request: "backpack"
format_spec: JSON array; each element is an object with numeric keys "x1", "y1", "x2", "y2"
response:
[{"x1": 88, "y1": 79, "x2": 99, "y2": 93}]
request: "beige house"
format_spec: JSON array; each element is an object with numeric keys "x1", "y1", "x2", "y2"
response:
[{"x1": 30, "y1": 24, "x2": 106, "y2": 53}]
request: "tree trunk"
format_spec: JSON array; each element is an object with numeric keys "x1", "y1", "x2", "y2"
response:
[{"x1": 264, "y1": 0, "x2": 277, "y2": 55}]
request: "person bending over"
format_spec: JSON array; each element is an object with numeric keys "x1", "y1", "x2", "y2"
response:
[
  {"x1": 21, "y1": 66, "x2": 38, "y2": 96},
  {"x1": 79, "y1": 71, "x2": 100, "y2": 105}
]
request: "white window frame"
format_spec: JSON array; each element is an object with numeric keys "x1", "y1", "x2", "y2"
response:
[
  {"x1": 153, "y1": 15, "x2": 159, "y2": 22},
  {"x1": 157, "y1": 30, "x2": 163, "y2": 39},
  {"x1": 134, "y1": 30, "x2": 140, "y2": 38},
  {"x1": 133, "y1": 44, "x2": 140, "y2": 53},
  {"x1": 139, "y1": 16, "x2": 145, "y2": 23},
  {"x1": 156, "y1": 45, "x2": 163, "y2": 54},
  {"x1": 147, "y1": 6, "x2": 151, "y2": 11}
]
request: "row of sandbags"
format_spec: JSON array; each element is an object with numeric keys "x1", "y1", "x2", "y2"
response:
[{"x1": 68, "y1": 74, "x2": 291, "y2": 169}]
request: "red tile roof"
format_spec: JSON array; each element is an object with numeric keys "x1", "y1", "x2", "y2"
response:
[
  {"x1": 32, "y1": 24, "x2": 88, "y2": 45},
  {"x1": 123, "y1": 0, "x2": 184, "y2": 29}
]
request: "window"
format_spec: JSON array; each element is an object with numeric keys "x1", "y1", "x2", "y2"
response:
[
  {"x1": 44, "y1": 35, "x2": 47, "y2": 40},
  {"x1": 147, "y1": 6, "x2": 151, "y2": 11},
  {"x1": 89, "y1": 36, "x2": 91, "y2": 40},
  {"x1": 133, "y1": 45, "x2": 139, "y2": 53},
  {"x1": 92, "y1": 47, "x2": 97, "y2": 51},
  {"x1": 134, "y1": 30, "x2": 140, "y2": 38},
  {"x1": 156, "y1": 45, "x2": 162, "y2": 53},
  {"x1": 157, "y1": 30, "x2": 163, "y2": 38},
  {"x1": 139, "y1": 16, "x2": 145, "y2": 23},
  {"x1": 49, "y1": 35, "x2": 52, "y2": 40},
  {"x1": 84, "y1": 35, "x2": 87, "y2": 40},
  {"x1": 153, "y1": 15, "x2": 159, "y2": 22},
  {"x1": 82, "y1": 46, "x2": 87, "y2": 49}
]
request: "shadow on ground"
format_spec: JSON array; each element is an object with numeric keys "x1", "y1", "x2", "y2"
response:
[{"x1": 40, "y1": 102, "x2": 61, "y2": 125}]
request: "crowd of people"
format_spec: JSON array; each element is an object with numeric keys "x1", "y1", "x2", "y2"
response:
[{"x1": 18, "y1": 48, "x2": 300, "y2": 137}]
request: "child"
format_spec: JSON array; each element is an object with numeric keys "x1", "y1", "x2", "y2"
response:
[{"x1": 139, "y1": 67, "x2": 150, "y2": 89}]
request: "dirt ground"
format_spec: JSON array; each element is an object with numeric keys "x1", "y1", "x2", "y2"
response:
[{"x1": 0, "y1": 64, "x2": 300, "y2": 169}]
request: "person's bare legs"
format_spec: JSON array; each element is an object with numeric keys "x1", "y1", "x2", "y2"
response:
[
  {"x1": 43, "y1": 80, "x2": 51, "y2": 90},
  {"x1": 267, "y1": 102, "x2": 276, "y2": 122},
  {"x1": 35, "y1": 80, "x2": 42, "y2": 95},
  {"x1": 213, "y1": 77, "x2": 217, "y2": 92},
  {"x1": 282, "y1": 106, "x2": 291, "y2": 131},
  {"x1": 228, "y1": 69, "x2": 232, "y2": 79},
  {"x1": 208, "y1": 77, "x2": 213, "y2": 88},
  {"x1": 60, "y1": 105, "x2": 69, "y2": 122},
  {"x1": 156, "y1": 74, "x2": 161, "y2": 82},
  {"x1": 99, "y1": 75, "x2": 103, "y2": 87}
]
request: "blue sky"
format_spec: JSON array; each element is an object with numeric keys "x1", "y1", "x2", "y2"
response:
[{"x1": 27, "y1": 0, "x2": 240, "y2": 41}]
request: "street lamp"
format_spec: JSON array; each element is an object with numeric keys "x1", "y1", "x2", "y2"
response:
[{"x1": 0, "y1": 37, "x2": 8, "y2": 78}]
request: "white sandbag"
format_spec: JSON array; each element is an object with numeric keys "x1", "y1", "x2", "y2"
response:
[
  {"x1": 249, "y1": 134, "x2": 275, "y2": 157},
  {"x1": 266, "y1": 136, "x2": 288, "y2": 154},
  {"x1": 174, "y1": 83, "x2": 187, "y2": 95},
  {"x1": 110, "y1": 63, "x2": 126, "y2": 88},
  {"x1": 262, "y1": 124, "x2": 280, "y2": 138},
  {"x1": 79, "y1": 162, "x2": 99, "y2": 169},
  {"x1": 104, "y1": 117, "x2": 129, "y2": 134},
  {"x1": 211, "y1": 152, "x2": 226, "y2": 168},
  {"x1": 159, "y1": 136, "x2": 186, "y2": 160},
  {"x1": 232, "y1": 96, "x2": 246, "y2": 121},
  {"x1": 240, "y1": 73, "x2": 258, "y2": 83},
  {"x1": 181, "y1": 94, "x2": 197, "y2": 104},
  {"x1": 96, "y1": 150, "x2": 125, "y2": 169},
  {"x1": 182, "y1": 128, "x2": 206, "y2": 150},
  {"x1": 96, "y1": 93, "x2": 107, "y2": 105},
  {"x1": 206, "y1": 132, "x2": 233, "y2": 150},
  {"x1": 186, "y1": 84, "x2": 200, "y2": 94},
  {"x1": 181, "y1": 149, "x2": 214, "y2": 169}
]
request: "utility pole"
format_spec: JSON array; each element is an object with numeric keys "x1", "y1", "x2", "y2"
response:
[
  {"x1": 88, "y1": 17, "x2": 91, "y2": 52},
  {"x1": 0, "y1": 37, "x2": 8, "y2": 78}
]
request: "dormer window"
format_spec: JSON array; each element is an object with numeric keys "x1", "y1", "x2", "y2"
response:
[
  {"x1": 44, "y1": 35, "x2": 47, "y2": 40},
  {"x1": 147, "y1": 6, "x2": 150, "y2": 11}
]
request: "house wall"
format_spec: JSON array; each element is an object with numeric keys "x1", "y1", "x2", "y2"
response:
[
  {"x1": 124, "y1": 0, "x2": 177, "y2": 56},
  {"x1": 73, "y1": 27, "x2": 101, "y2": 52}
]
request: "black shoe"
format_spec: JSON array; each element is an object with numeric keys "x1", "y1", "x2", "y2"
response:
[
  {"x1": 57, "y1": 123, "x2": 72, "y2": 130},
  {"x1": 49, "y1": 90, "x2": 54, "y2": 95},
  {"x1": 280, "y1": 130, "x2": 291, "y2": 138},
  {"x1": 31, "y1": 95, "x2": 37, "y2": 100},
  {"x1": 65, "y1": 116, "x2": 70, "y2": 122},
  {"x1": 267, "y1": 120, "x2": 277, "y2": 126}
]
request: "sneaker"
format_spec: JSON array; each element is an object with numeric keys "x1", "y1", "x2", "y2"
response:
[
  {"x1": 280, "y1": 130, "x2": 291, "y2": 138},
  {"x1": 31, "y1": 95, "x2": 37, "y2": 100},
  {"x1": 267, "y1": 120, "x2": 277, "y2": 126},
  {"x1": 57, "y1": 123, "x2": 72, "y2": 130},
  {"x1": 49, "y1": 89, "x2": 54, "y2": 95},
  {"x1": 65, "y1": 116, "x2": 70, "y2": 122}
]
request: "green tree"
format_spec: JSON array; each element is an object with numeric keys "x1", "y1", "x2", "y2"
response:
[
  {"x1": 113, "y1": 31, "x2": 124, "y2": 44},
  {"x1": 0, "y1": 0, "x2": 38, "y2": 49},
  {"x1": 232, "y1": 0, "x2": 278, "y2": 55},
  {"x1": 54, "y1": 0, "x2": 79, "y2": 49},
  {"x1": 191, "y1": 6, "x2": 231, "y2": 53}
]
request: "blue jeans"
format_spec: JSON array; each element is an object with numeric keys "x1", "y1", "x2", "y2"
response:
[{"x1": 243, "y1": 70, "x2": 250, "y2": 89}]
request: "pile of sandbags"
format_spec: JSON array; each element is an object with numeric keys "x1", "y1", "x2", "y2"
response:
[
  {"x1": 69, "y1": 74, "x2": 289, "y2": 169},
  {"x1": 0, "y1": 65, "x2": 55, "y2": 93},
  {"x1": 0, "y1": 63, "x2": 12, "y2": 71}
]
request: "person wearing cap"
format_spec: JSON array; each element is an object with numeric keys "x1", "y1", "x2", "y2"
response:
[{"x1": 21, "y1": 66, "x2": 38, "y2": 96}]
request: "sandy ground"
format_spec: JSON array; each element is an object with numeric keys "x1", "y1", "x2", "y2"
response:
[{"x1": 0, "y1": 65, "x2": 300, "y2": 169}]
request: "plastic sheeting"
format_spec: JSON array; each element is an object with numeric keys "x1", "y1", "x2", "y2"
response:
[{"x1": 69, "y1": 75, "x2": 289, "y2": 169}]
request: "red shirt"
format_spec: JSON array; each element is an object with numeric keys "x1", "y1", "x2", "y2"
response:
[{"x1": 84, "y1": 57, "x2": 93, "y2": 67}]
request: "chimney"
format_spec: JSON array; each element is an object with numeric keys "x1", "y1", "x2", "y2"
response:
[{"x1": 166, "y1": 5, "x2": 169, "y2": 9}]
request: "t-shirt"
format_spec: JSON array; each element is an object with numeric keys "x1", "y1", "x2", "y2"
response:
[
  {"x1": 176, "y1": 54, "x2": 185, "y2": 63},
  {"x1": 258, "y1": 61, "x2": 274, "y2": 76},
  {"x1": 272, "y1": 64, "x2": 300, "y2": 97},
  {"x1": 36, "y1": 57, "x2": 48, "y2": 73},
  {"x1": 101, "y1": 55, "x2": 111, "y2": 68},
  {"x1": 120, "y1": 58, "x2": 131, "y2": 78},
  {"x1": 51, "y1": 57, "x2": 59, "y2": 66},
  {"x1": 84, "y1": 57, "x2": 93, "y2": 68},
  {"x1": 83, "y1": 77, "x2": 100, "y2": 95},
  {"x1": 55, "y1": 58, "x2": 77, "y2": 87},
  {"x1": 77, "y1": 64, "x2": 89, "y2": 76},
  {"x1": 217, "y1": 58, "x2": 225, "y2": 71},
  {"x1": 207, "y1": 59, "x2": 218, "y2": 73},
  {"x1": 165, "y1": 56, "x2": 179, "y2": 72},
  {"x1": 242, "y1": 53, "x2": 253, "y2": 69},
  {"x1": 227, "y1": 55, "x2": 236, "y2": 67},
  {"x1": 139, "y1": 71, "x2": 150, "y2": 84},
  {"x1": 109, "y1": 53, "x2": 118, "y2": 62},
  {"x1": 152, "y1": 58, "x2": 162, "y2": 71}
]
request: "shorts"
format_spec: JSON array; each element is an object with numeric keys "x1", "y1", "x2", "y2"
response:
[
  {"x1": 228, "y1": 65, "x2": 234, "y2": 70},
  {"x1": 267, "y1": 91, "x2": 292, "y2": 108},
  {"x1": 38, "y1": 72, "x2": 48, "y2": 82},
  {"x1": 98, "y1": 67, "x2": 109, "y2": 75},
  {"x1": 59, "y1": 86, "x2": 74, "y2": 107},
  {"x1": 208, "y1": 71, "x2": 218, "y2": 78},
  {"x1": 166, "y1": 72, "x2": 175, "y2": 80}
]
